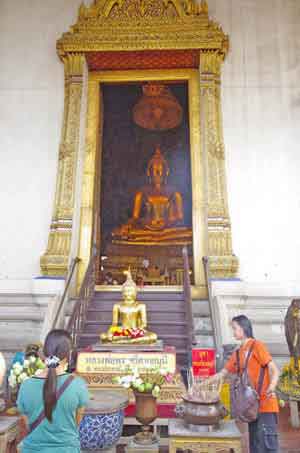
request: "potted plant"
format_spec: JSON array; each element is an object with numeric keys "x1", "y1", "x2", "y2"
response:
[{"x1": 114, "y1": 367, "x2": 173, "y2": 445}]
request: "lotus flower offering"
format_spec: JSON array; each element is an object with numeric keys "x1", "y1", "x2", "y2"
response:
[
  {"x1": 8, "y1": 356, "x2": 45, "y2": 390},
  {"x1": 114, "y1": 366, "x2": 174, "y2": 398}
]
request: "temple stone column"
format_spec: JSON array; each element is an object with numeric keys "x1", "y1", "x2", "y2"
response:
[
  {"x1": 199, "y1": 51, "x2": 238, "y2": 278},
  {"x1": 40, "y1": 53, "x2": 86, "y2": 276}
]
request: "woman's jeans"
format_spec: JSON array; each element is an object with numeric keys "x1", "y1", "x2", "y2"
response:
[{"x1": 249, "y1": 413, "x2": 279, "y2": 453}]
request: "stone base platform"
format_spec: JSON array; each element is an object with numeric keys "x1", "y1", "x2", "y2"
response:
[{"x1": 93, "y1": 340, "x2": 164, "y2": 352}]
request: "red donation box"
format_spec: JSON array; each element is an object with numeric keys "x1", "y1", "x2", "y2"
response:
[{"x1": 192, "y1": 348, "x2": 216, "y2": 378}]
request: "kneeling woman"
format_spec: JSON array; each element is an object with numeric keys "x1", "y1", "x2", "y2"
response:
[
  {"x1": 17, "y1": 329, "x2": 89, "y2": 453},
  {"x1": 215, "y1": 315, "x2": 280, "y2": 453}
]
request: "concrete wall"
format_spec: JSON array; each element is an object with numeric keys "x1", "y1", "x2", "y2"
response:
[
  {"x1": 0, "y1": 0, "x2": 300, "y2": 284},
  {"x1": 213, "y1": 0, "x2": 300, "y2": 283},
  {"x1": 0, "y1": 0, "x2": 85, "y2": 280}
]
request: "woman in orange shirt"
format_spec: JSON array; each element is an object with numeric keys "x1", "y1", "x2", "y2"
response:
[{"x1": 215, "y1": 315, "x2": 279, "y2": 453}]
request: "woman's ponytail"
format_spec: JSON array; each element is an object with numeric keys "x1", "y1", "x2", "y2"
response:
[
  {"x1": 43, "y1": 330, "x2": 72, "y2": 422},
  {"x1": 43, "y1": 367, "x2": 58, "y2": 422}
]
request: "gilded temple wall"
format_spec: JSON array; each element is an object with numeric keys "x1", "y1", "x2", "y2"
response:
[{"x1": 0, "y1": 0, "x2": 300, "y2": 284}]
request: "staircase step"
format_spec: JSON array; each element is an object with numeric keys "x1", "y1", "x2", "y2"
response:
[
  {"x1": 88, "y1": 307, "x2": 185, "y2": 315},
  {"x1": 86, "y1": 311, "x2": 186, "y2": 323},
  {"x1": 84, "y1": 322, "x2": 188, "y2": 336},
  {"x1": 192, "y1": 300, "x2": 211, "y2": 317},
  {"x1": 194, "y1": 330, "x2": 214, "y2": 337},
  {"x1": 0, "y1": 313, "x2": 43, "y2": 322},
  {"x1": 89, "y1": 301, "x2": 185, "y2": 311},
  {"x1": 85, "y1": 320, "x2": 188, "y2": 327},
  {"x1": 194, "y1": 316, "x2": 213, "y2": 332},
  {"x1": 195, "y1": 335, "x2": 215, "y2": 348},
  {"x1": 94, "y1": 291, "x2": 184, "y2": 301}
]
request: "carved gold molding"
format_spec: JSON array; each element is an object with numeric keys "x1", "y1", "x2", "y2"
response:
[
  {"x1": 57, "y1": 0, "x2": 228, "y2": 57},
  {"x1": 79, "y1": 372, "x2": 183, "y2": 403},
  {"x1": 169, "y1": 439, "x2": 242, "y2": 453},
  {"x1": 40, "y1": 54, "x2": 85, "y2": 276},
  {"x1": 199, "y1": 51, "x2": 238, "y2": 278},
  {"x1": 78, "y1": 69, "x2": 206, "y2": 289}
]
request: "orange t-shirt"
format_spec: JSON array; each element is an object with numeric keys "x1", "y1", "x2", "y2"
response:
[{"x1": 225, "y1": 339, "x2": 279, "y2": 413}]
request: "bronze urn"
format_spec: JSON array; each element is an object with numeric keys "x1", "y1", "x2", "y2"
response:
[
  {"x1": 176, "y1": 394, "x2": 227, "y2": 428},
  {"x1": 134, "y1": 391, "x2": 158, "y2": 445}
]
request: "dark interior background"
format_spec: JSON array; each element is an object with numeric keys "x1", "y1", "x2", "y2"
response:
[{"x1": 100, "y1": 82, "x2": 192, "y2": 253}]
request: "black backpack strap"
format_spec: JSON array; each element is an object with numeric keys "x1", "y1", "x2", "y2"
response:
[{"x1": 30, "y1": 375, "x2": 74, "y2": 433}]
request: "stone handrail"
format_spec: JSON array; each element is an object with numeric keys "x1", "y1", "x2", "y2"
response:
[{"x1": 183, "y1": 246, "x2": 197, "y2": 359}]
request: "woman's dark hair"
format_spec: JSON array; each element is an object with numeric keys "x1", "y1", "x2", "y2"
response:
[
  {"x1": 232, "y1": 315, "x2": 254, "y2": 339},
  {"x1": 43, "y1": 329, "x2": 72, "y2": 422}
]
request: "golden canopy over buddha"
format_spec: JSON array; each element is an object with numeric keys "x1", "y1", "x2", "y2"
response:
[
  {"x1": 100, "y1": 269, "x2": 158, "y2": 344},
  {"x1": 133, "y1": 84, "x2": 183, "y2": 131},
  {"x1": 112, "y1": 146, "x2": 192, "y2": 245}
]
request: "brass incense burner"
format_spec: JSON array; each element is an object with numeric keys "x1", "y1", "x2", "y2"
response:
[{"x1": 176, "y1": 375, "x2": 227, "y2": 428}]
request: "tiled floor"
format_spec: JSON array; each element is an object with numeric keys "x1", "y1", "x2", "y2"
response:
[{"x1": 117, "y1": 407, "x2": 300, "y2": 452}]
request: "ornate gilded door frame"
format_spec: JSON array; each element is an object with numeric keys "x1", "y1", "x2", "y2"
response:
[
  {"x1": 77, "y1": 69, "x2": 207, "y2": 291},
  {"x1": 40, "y1": 0, "x2": 238, "y2": 293}
]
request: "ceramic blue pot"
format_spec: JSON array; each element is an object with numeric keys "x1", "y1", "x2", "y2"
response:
[{"x1": 80, "y1": 390, "x2": 128, "y2": 450}]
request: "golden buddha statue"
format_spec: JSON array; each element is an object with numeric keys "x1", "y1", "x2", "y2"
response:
[
  {"x1": 100, "y1": 270, "x2": 158, "y2": 344},
  {"x1": 112, "y1": 146, "x2": 192, "y2": 244}
]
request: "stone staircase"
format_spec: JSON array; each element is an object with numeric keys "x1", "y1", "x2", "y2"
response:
[
  {"x1": 192, "y1": 299, "x2": 215, "y2": 349},
  {"x1": 0, "y1": 294, "x2": 46, "y2": 365},
  {"x1": 77, "y1": 288, "x2": 192, "y2": 368},
  {"x1": 0, "y1": 279, "x2": 64, "y2": 371}
]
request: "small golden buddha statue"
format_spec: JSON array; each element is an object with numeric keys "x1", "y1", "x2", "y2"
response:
[
  {"x1": 100, "y1": 270, "x2": 158, "y2": 344},
  {"x1": 112, "y1": 146, "x2": 192, "y2": 244}
]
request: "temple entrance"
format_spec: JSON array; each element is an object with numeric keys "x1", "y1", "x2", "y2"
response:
[
  {"x1": 41, "y1": 0, "x2": 239, "y2": 297},
  {"x1": 97, "y1": 81, "x2": 194, "y2": 285}
]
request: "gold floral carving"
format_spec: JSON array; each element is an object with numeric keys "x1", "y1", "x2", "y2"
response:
[
  {"x1": 78, "y1": 371, "x2": 183, "y2": 403},
  {"x1": 169, "y1": 440, "x2": 242, "y2": 453},
  {"x1": 77, "y1": 80, "x2": 100, "y2": 287},
  {"x1": 199, "y1": 51, "x2": 239, "y2": 278},
  {"x1": 57, "y1": 0, "x2": 228, "y2": 57},
  {"x1": 40, "y1": 54, "x2": 85, "y2": 276}
]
